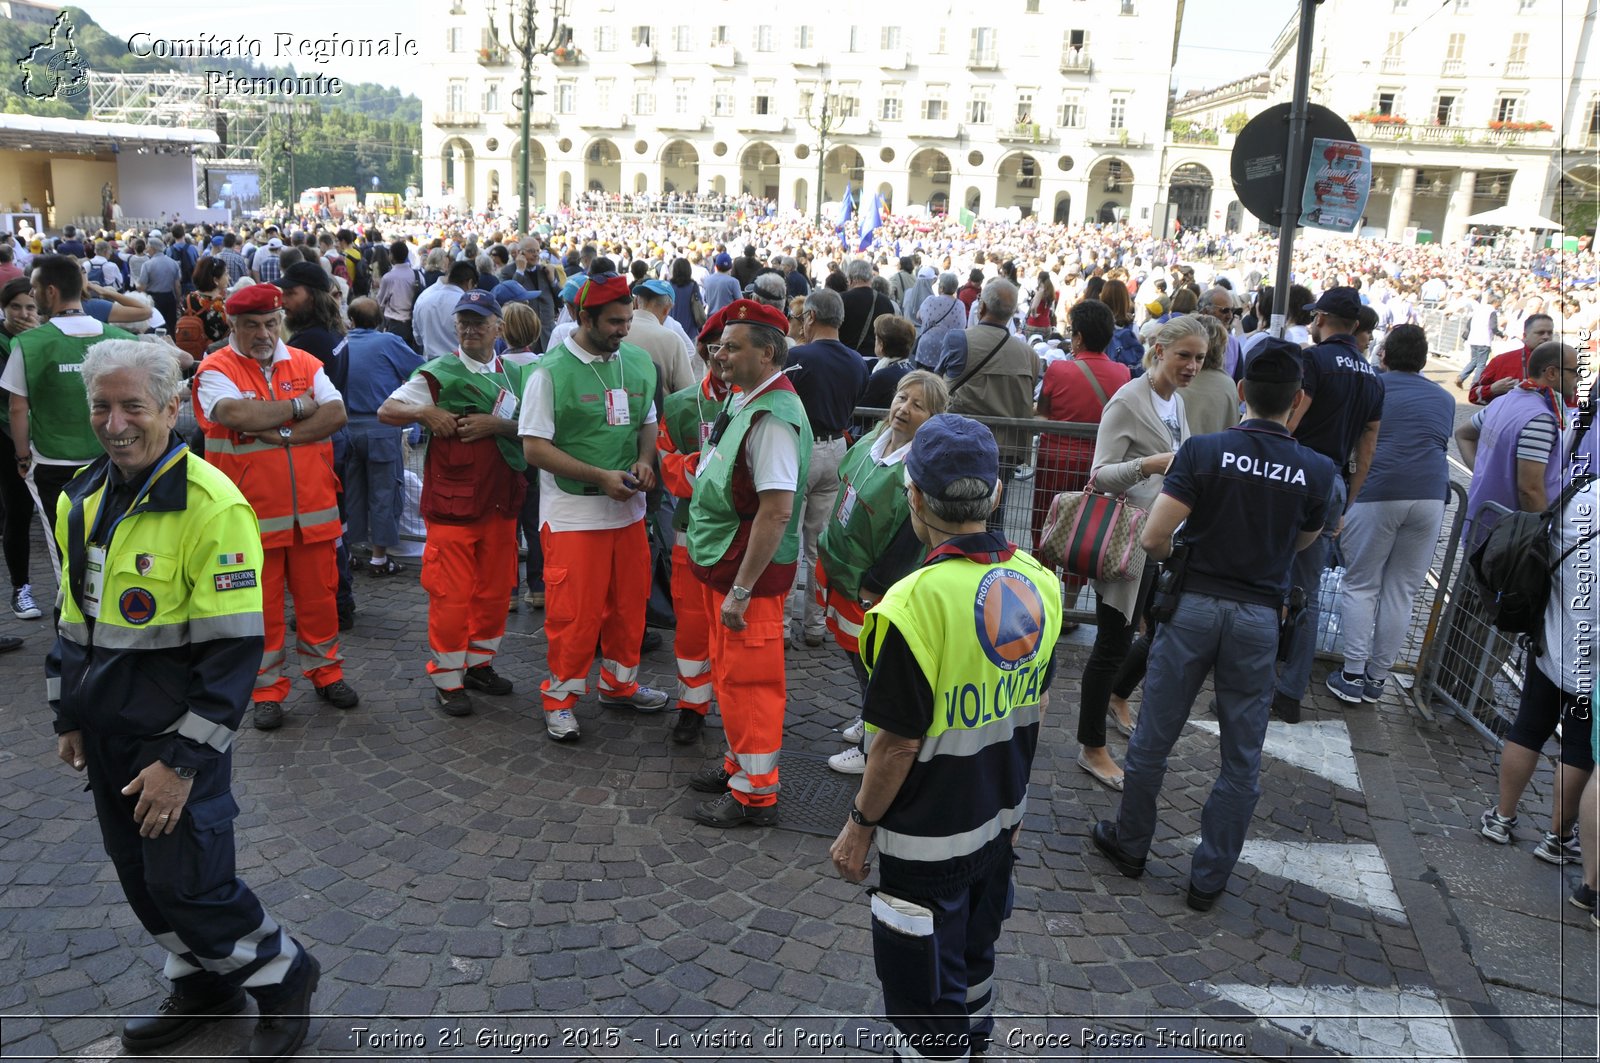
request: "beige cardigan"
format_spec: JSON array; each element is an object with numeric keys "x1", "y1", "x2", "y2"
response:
[{"x1": 1088, "y1": 374, "x2": 1191, "y2": 622}]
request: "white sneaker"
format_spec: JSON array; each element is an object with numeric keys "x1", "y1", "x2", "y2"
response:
[
  {"x1": 828, "y1": 746, "x2": 866, "y2": 774},
  {"x1": 841, "y1": 717, "x2": 866, "y2": 744},
  {"x1": 546, "y1": 709, "x2": 580, "y2": 742}
]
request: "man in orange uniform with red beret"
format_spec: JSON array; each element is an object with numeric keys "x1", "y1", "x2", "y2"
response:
[
  {"x1": 657, "y1": 307, "x2": 731, "y2": 744},
  {"x1": 518, "y1": 270, "x2": 668, "y2": 742},
  {"x1": 194, "y1": 284, "x2": 360, "y2": 731},
  {"x1": 685, "y1": 300, "x2": 812, "y2": 827}
]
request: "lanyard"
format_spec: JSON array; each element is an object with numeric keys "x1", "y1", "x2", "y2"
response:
[
  {"x1": 710, "y1": 372, "x2": 783, "y2": 445},
  {"x1": 89, "y1": 442, "x2": 188, "y2": 547},
  {"x1": 586, "y1": 352, "x2": 624, "y2": 395}
]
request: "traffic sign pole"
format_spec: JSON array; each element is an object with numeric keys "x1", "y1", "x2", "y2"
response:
[{"x1": 1270, "y1": 0, "x2": 1321, "y2": 338}]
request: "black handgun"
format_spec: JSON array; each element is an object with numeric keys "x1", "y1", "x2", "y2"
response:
[{"x1": 1278, "y1": 586, "x2": 1308, "y2": 662}]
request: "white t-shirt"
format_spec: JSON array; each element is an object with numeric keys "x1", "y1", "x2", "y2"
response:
[
  {"x1": 194, "y1": 343, "x2": 342, "y2": 420},
  {"x1": 730, "y1": 374, "x2": 801, "y2": 492},
  {"x1": 1151, "y1": 388, "x2": 1184, "y2": 448},
  {"x1": 518, "y1": 334, "x2": 658, "y2": 533},
  {"x1": 1537, "y1": 477, "x2": 1598, "y2": 695}
]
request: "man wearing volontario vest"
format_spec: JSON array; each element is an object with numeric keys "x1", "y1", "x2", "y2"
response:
[
  {"x1": 49, "y1": 341, "x2": 320, "y2": 1062},
  {"x1": 193, "y1": 284, "x2": 360, "y2": 732},
  {"x1": 656, "y1": 305, "x2": 733, "y2": 745},
  {"x1": 378, "y1": 290, "x2": 528, "y2": 716},
  {"x1": 519, "y1": 270, "x2": 669, "y2": 743},
  {"x1": 828, "y1": 414, "x2": 1061, "y2": 1061},
  {"x1": 684, "y1": 300, "x2": 813, "y2": 827},
  {"x1": 1091, "y1": 341, "x2": 1337, "y2": 912},
  {"x1": 3, "y1": 254, "x2": 136, "y2": 576}
]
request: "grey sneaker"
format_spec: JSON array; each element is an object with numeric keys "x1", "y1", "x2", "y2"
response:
[
  {"x1": 600, "y1": 685, "x2": 669, "y2": 713},
  {"x1": 1479, "y1": 807, "x2": 1516, "y2": 844},
  {"x1": 545, "y1": 709, "x2": 580, "y2": 742},
  {"x1": 1361, "y1": 676, "x2": 1386, "y2": 703},
  {"x1": 1533, "y1": 826, "x2": 1582, "y2": 865}
]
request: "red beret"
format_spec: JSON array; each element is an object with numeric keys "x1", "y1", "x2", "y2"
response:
[
  {"x1": 224, "y1": 284, "x2": 283, "y2": 316},
  {"x1": 721, "y1": 299, "x2": 788, "y2": 333},
  {"x1": 697, "y1": 305, "x2": 731, "y2": 345},
  {"x1": 575, "y1": 273, "x2": 632, "y2": 310}
]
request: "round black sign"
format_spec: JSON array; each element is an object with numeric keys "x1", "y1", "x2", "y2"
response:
[{"x1": 1229, "y1": 103, "x2": 1356, "y2": 222}]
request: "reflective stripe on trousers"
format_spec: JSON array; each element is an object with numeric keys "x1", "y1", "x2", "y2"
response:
[{"x1": 706, "y1": 583, "x2": 787, "y2": 806}]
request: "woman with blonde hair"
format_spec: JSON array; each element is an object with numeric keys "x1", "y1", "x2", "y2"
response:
[
  {"x1": 1076, "y1": 314, "x2": 1206, "y2": 790},
  {"x1": 815, "y1": 369, "x2": 949, "y2": 774},
  {"x1": 1183, "y1": 315, "x2": 1242, "y2": 436}
]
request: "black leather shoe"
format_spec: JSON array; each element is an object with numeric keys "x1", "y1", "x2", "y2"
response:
[
  {"x1": 462, "y1": 664, "x2": 513, "y2": 695},
  {"x1": 121, "y1": 984, "x2": 246, "y2": 1052},
  {"x1": 1186, "y1": 881, "x2": 1225, "y2": 912},
  {"x1": 688, "y1": 762, "x2": 733, "y2": 793},
  {"x1": 247, "y1": 952, "x2": 320, "y2": 1063},
  {"x1": 252, "y1": 701, "x2": 284, "y2": 731},
  {"x1": 692, "y1": 791, "x2": 779, "y2": 828},
  {"x1": 0, "y1": 635, "x2": 22, "y2": 654},
  {"x1": 315, "y1": 680, "x2": 360, "y2": 709},
  {"x1": 671, "y1": 708, "x2": 705, "y2": 745},
  {"x1": 1272, "y1": 692, "x2": 1302, "y2": 724},
  {"x1": 1090, "y1": 820, "x2": 1146, "y2": 879},
  {"x1": 437, "y1": 688, "x2": 474, "y2": 717}
]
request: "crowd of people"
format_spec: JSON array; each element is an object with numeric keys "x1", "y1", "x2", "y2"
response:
[{"x1": 2, "y1": 204, "x2": 1597, "y2": 1061}]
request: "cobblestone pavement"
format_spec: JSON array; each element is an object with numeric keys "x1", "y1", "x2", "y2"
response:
[{"x1": 1, "y1": 530, "x2": 1595, "y2": 1062}]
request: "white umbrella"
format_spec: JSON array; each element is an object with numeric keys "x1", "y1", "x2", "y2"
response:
[{"x1": 1466, "y1": 204, "x2": 1564, "y2": 231}]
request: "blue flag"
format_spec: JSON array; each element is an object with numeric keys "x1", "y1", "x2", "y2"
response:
[
  {"x1": 839, "y1": 183, "x2": 855, "y2": 225},
  {"x1": 858, "y1": 194, "x2": 883, "y2": 252}
]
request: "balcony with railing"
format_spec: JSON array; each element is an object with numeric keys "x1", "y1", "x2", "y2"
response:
[
  {"x1": 624, "y1": 43, "x2": 656, "y2": 64},
  {"x1": 432, "y1": 111, "x2": 483, "y2": 127},
  {"x1": 735, "y1": 113, "x2": 788, "y2": 133},
  {"x1": 1347, "y1": 119, "x2": 1556, "y2": 148},
  {"x1": 655, "y1": 114, "x2": 706, "y2": 132},
  {"x1": 1086, "y1": 128, "x2": 1149, "y2": 148},
  {"x1": 1505, "y1": 60, "x2": 1526, "y2": 77},
  {"x1": 791, "y1": 48, "x2": 823, "y2": 66},
  {"x1": 908, "y1": 118, "x2": 962, "y2": 139},
  {"x1": 967, "y1": 50, "x2": 999, "y2": 70},
  {"x1": 504, "y1": 110, "x2": 554, "y2": 130},
  {"x1": 1441, "y1": 58, "x2": 1464, "y2": 75},
  {"x1": 1169, "y1": 127, "x2": 1219, "y2": 145},
  {"x1": 998, "y1": 122, "x2": 1052, "y2": 144},
  {"x1": 1381, "y1": 55, "x2": 1403, "y2": 72},
  {"x1": 1060, "y1": 48, "x2": 1092, "y2": 74},
  {"x1": 706, "y1": 43, "x2": 739, "y2": 66},
  {"x1": 580, "y1": 113, "x2": 632, "y2": 130},
  {"x1": 477, "y1": 45, "x2": 510, "y2": 66},
  {"x1": 832, "y1": 115, "x2": 876, "y2": 136},
  {"x1": 879, "y1": 50, "x2": 909, "y2": 70}
]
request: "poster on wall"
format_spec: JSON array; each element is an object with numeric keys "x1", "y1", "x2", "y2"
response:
[
  {"x1": 206, "y1": 169, "x2": 261, "y2": 218},
  {"x1": 1299, "y1": 139, "x2": 1371, "y2": 234}
]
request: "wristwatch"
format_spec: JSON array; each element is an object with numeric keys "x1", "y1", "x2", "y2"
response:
[
  {"x1": 728, "y1": 585, "x2": 752, "y2": 602},
  {"x1": 848, "y1": 801, "x2": 879, "y2": 828},
  {"x1": 278, "y1": 426, "x2": 293, "y2": 442},
  {"x1": 167, "y1": 764, "x2": 198, "y2": 780}
]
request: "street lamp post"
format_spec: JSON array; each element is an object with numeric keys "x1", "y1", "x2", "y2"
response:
[
  {"x1": 268, "y1": 101, "x2": 312, "y2": 211},
  {"x1": 490, "y1": 0, "x2": 570, "y2": 235},
  {"x1": 805, "y1": 69, "x2": 838, "y2": 227}
]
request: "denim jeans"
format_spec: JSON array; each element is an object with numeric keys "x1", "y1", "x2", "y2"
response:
[
  {"x1": 1115, "y1": 592, "x2": 1280, "y2": 892},
  {"x1": 1277, "y1": 475, "x2": 1346, "y2": 704},
  {"x1": 1455, "y1": 345, "x2": 1491, "y2": 386}
]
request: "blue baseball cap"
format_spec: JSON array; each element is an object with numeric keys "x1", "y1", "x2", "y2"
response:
[
  {"x1": 455, "y1": 289, "x2": 502, "y2": 317},
  {"x1": 713, "y1": 252, "x2": 733, "y2": 269},
  {"x1": 491, "y1": 280, "x2": 533, "y2": 305},
  {"x1": 906, "y1": 415, "x2": 999, "y2": 501},
  {"x1": 558, "y1": 271, "x2": 588, "y2": 304},
  {"x1": 636, "y1": 278, "x2": 673, "y2": 298}
]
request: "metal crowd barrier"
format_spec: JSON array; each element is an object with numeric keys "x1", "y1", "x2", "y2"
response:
[{"x1": 1413, "y1": 307, "x2": 1472, "y2": 361}]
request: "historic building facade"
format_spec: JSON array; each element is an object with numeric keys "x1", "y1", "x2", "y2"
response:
[
  {"x1": 420, "y1": 0, "x2": 1186, "y2": 225},
  {"x1": 1170, "y1": 0, "x2": 1589, "y2": 240}
]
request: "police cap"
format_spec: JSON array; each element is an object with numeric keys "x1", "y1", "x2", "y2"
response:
[{"x1": 1244, "y1": 338, "x2": 1304, "y2": 385}]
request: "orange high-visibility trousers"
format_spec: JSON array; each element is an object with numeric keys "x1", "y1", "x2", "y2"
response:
[
  {"x1": 671, "y1": 542, "x2": 713, "y2": 714},
  {"x1": 257, "y1": 538, "x2": 343, "y2": 703},
  {"x1": 703, "y1": 582, "x2": 786, "y2": 808},
  {"x1": 539, "y1": 521, "x2": 650, "y2": 713},
  {"x1": 422, "y1": 516, "x2": 518, "y2": 691}
]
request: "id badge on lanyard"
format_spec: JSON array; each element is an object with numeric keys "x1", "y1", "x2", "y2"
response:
[
  {"x1": 835, "y1": 484, "x2": 859, "y2": 527},
  {"x1": 604, "y1": 388, "x2": 631, "y2": 426},
  {"x1": 83, "y1": 546, "x2": 106, "y2": 619},
  {"x1": 492, "y1": 386, "x2": 518, "y2": 420}
]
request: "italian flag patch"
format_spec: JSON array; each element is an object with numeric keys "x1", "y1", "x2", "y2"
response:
[{"x1": 219, "y1": 553, "x2": 247, "y2": 565}]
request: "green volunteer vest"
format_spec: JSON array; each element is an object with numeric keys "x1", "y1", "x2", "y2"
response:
[
  {"x1": 18, "y1": 319, "x2": 136, "y2": 461},
  {"x1": 540, "y1": 340, "x2": 655, "y2": 494},
  {"x1": 859, "y1": 548, "x2": 1062, "y2": 865},
  {"x1": 417, "y1": 352, "x2": 529, "y2": 470},
  {"x1": 686, "y1": 384, "x2": 811, "y2": 569},
  {"x1": 817, "y1": 426, "x2": 922, "y2": 600},
  {"x1": 662, "y1": 383, "x2": 720, "y2": 533}
]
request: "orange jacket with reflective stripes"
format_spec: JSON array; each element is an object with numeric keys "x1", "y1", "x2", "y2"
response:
[{"x1": 193, "y1": 344, "x2": 342, "y2": 548}]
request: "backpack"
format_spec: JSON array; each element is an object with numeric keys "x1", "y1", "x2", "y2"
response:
[
  {"x1": 350, "y1": 253, "x2": 372, "y2": 297},
  {"x1": 1107, "y1": 325, "x2": 1145, "y2": 377},
  {"x1": 168, "y1": 241, "x2": 197, "y2": 287},
  {"x1": 175, "y1": 293, "x2": 227, "y2": 357},
  {"x1": 1469, "y1": 473, "x2": 1597, "y2": 646}
]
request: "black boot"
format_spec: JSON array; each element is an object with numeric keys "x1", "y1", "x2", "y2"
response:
[
  {"x1": 247, "y1": 952, "x2": 321, "y2": 1063},
  {"x1": 121, "y1": 979, "x2": 246, "y2": 1053}
]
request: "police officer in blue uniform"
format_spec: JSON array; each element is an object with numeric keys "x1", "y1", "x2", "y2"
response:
[
  {"x1": 1276, "y1": 286, "x2": 1384, "y2": 721},
  {"x1": 1090, "y1": 340, "x2": 1337, "y2": 911}
]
